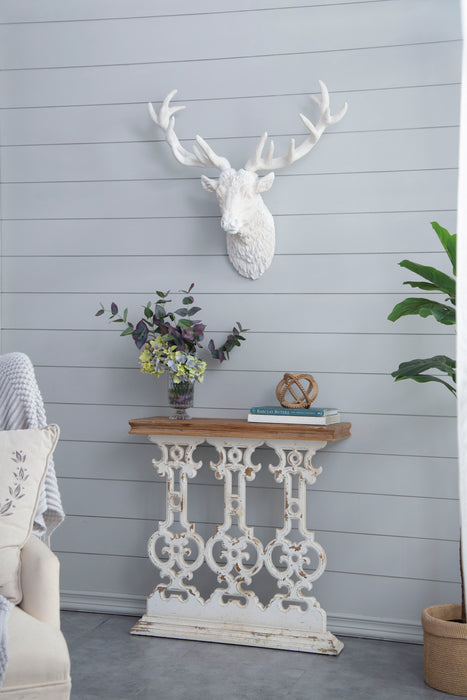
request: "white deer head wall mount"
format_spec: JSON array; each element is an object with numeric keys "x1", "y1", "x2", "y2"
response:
[{"x1": 149, "y1": 83, "x2": 347, "y2": 280}]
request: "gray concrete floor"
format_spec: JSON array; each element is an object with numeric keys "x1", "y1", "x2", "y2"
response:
[{"x1": 61, "y1": 611, "x2": 445, "y2": 700}]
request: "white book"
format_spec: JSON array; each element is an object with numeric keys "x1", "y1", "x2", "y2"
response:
[{"x1": 247, "y1": 413, "x2": 341, "y2": 425}]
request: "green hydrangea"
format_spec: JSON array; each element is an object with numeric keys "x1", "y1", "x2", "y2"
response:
[{"x1": 139, "y1": 335, "x2": 207, "y2": 383}]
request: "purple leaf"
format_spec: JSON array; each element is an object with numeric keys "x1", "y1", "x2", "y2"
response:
[
  {"x1": 192, "y1": 323, "x2": 206, "y2": 334},
  {"x1": 187, "y1": 307, "x2": 202, "y2": 317},
  {"x1": 132, "y1": 320, "x2": 149, "y2": 349}
]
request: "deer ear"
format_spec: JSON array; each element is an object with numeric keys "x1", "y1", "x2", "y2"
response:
[
  {"x1": 257, "y1": 172, "x2": 275, "y2": 193},
  {"x1": 201, "y1": 175, "x2": 218, "y2": 193}
]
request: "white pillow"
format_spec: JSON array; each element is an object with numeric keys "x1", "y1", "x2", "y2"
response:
[{"x1": 0, "y1": 425, "x2": 59, "y2": 603}]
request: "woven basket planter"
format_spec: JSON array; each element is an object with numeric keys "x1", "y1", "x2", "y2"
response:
[{"x1": 422, "y1": 604, "x2": 467, "y2": 696}]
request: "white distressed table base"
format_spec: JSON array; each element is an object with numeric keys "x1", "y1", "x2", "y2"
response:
[
  {"x1": 130, "y1": 433, "x2": 343, "y2": 655},
  {"x1": 131, "y1": 614, "x2": 343, "y2": 655}
]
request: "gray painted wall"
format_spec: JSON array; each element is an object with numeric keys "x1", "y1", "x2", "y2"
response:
[{"x1": 0, "y1": 0, "x2": 461, "y2": 641}]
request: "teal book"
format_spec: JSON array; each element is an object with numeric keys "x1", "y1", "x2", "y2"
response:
[{"x1": 250, "y1": 406, "x2": 338, "y2": 417}]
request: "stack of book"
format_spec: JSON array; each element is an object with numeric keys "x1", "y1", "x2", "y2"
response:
[{"x1": 247, "y1": 406, "x2": 340, "y2": 425}]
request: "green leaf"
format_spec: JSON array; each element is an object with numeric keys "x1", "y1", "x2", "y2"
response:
[
  {"x1": 156, "y1": 290, "x2": 167, "y2": 298},
  {"x1": 388, "y1": 297, "x2": 455, "y2": 325},
  {"x1": 392, "y1": 372, "x2": 456, "y2": 395},
  {"x1": 431, "y1": 221, "x2": 456, "y2": 275},
  {"x1": 144, "y1": 305, "x2": 153, "y2": 319},
  {"x1": 391, "y1": 355, "x2": 457, "y2": 395},
  {"x1": 392, "y1": 355, "x2": 456, "y2": 379},
  {"x1": 123, "y1": 308, "x2": 128, "y2": 322},
  {"x1": 178, "y1": 319, "x2": 193, "y2": 328},
  {"x1": 399, "y1": 259, "x2": 456, "y2": 298},
  {"x1": 120, "y1": 327, "x2": 134, "y2": 336},
  {"x1": 403, "y1": 281, "x2": 440, "y2": 292},
  {"x1": 187, "y1": 306, "x2": 201, "y2": 317},
  {"x1": 95, "y1": 309, "x2": 105, "y2": 316}
]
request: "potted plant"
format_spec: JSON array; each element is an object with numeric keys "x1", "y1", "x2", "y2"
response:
[
  {"x1": 96, "y1": 283, "x2": 247, "y2": 419},
  {"x1": 388, "y1": 222, "x2": 466, "y2": 695}
]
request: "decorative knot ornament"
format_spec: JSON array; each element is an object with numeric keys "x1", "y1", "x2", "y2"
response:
[{"x1": 276, "y1": 373, "x2": 319, "y2": 409}]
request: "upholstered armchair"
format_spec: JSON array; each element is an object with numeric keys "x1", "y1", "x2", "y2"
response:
[
  {"x1": 0, "y1": 355, "x2": 70, "y2": 696},
  {"x1": 1, "y1": 534, "x2": 71, "y2": 698}
]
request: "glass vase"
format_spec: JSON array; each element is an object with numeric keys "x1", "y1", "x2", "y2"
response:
[{"x1": 167, "y1": 373, "x2": 195, "y2": 420}]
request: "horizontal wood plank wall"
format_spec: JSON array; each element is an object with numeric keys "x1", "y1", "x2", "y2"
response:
[{"x1": 0, "y1": 0, "x2": 461, "y2": 641}]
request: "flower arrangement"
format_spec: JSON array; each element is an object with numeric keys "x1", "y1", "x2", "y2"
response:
[
  {"x1": 139, "y1": 336, "x2": 207, "y2": 383},
  {"x1": 95, "y1": 283, "x2": 248, "y2": 385}
]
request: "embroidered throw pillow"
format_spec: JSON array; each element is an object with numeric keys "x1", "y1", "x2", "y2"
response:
[{"x1": 0, "y1": 425, "x2": 59, "y2": 603}]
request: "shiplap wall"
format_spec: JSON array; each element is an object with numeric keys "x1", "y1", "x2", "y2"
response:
[{"x1": 0, "y1": 0, "x2": 461, "y2": 641}]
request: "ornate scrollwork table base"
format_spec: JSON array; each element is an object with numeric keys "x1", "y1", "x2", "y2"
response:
[{"x1": 129, "y1": 417, "x2": 351, "y2": 655}]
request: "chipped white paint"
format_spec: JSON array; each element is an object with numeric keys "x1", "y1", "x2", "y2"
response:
[
  {"x1": 148, "y1": 83, "x2": 347, "y2": 279},
  {"x1": 131, "y1": 434, "x2": 343, "y2": 655}
]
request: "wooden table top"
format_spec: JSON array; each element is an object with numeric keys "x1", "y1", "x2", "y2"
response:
[{"x1": 129, "y1": 416, "x2": 351, "y2": 442}]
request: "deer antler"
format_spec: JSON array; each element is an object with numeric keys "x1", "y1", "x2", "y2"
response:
[
  {"x1": 244, "y1": 81, "x2": 348, "y2": 173},
  {"x1": 148, "y1": 89, "x2": 231, "y2": 171}
]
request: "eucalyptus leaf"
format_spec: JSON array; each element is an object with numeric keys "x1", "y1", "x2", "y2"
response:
[
  {"x1": 132, "y1": 320, "x2": 148, "y2": 349},
  {"x1": 94, "y1": 282, "x2": 248, "y2": 364},
  {"x1": 187, "y1": 306, "x2": 202, "y2": 317}
]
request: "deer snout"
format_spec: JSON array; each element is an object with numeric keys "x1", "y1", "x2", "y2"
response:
[{"x1": 221, "y1": 215, "x2": 242, "y2": 234}]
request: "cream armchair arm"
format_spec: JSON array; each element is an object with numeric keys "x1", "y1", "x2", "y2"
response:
[
  {"x1": 19, "y1": 535, "x2": 61, "y2": 629},
  {"x1": 1, "y1": 536, "x2": 71, "y2": 698}
]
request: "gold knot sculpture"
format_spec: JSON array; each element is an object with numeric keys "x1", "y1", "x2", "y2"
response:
[{"x1": 276, "y1": 373, "x2": 319, "y2": 409}]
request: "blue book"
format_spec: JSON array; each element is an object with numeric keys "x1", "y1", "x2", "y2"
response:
[{"x1": 250, "y1": 406, "x2": 338, "y2": 417}]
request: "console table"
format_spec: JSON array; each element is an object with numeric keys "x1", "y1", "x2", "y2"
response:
[{"x1": 129, "y1": 416, "x2": 351, "y2": 655}]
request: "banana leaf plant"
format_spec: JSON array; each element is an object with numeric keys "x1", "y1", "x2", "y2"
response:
[
  {"x1": 388, "y1": 221, "x2": 456, "y2": 395},
  {"x1": 388, "y1": 221, "x2": 462, "y2": 620}
]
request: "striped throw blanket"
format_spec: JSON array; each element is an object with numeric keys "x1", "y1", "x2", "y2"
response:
[{"x1": 0, "y1": 352, "x2": 65, "y2": 687}]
